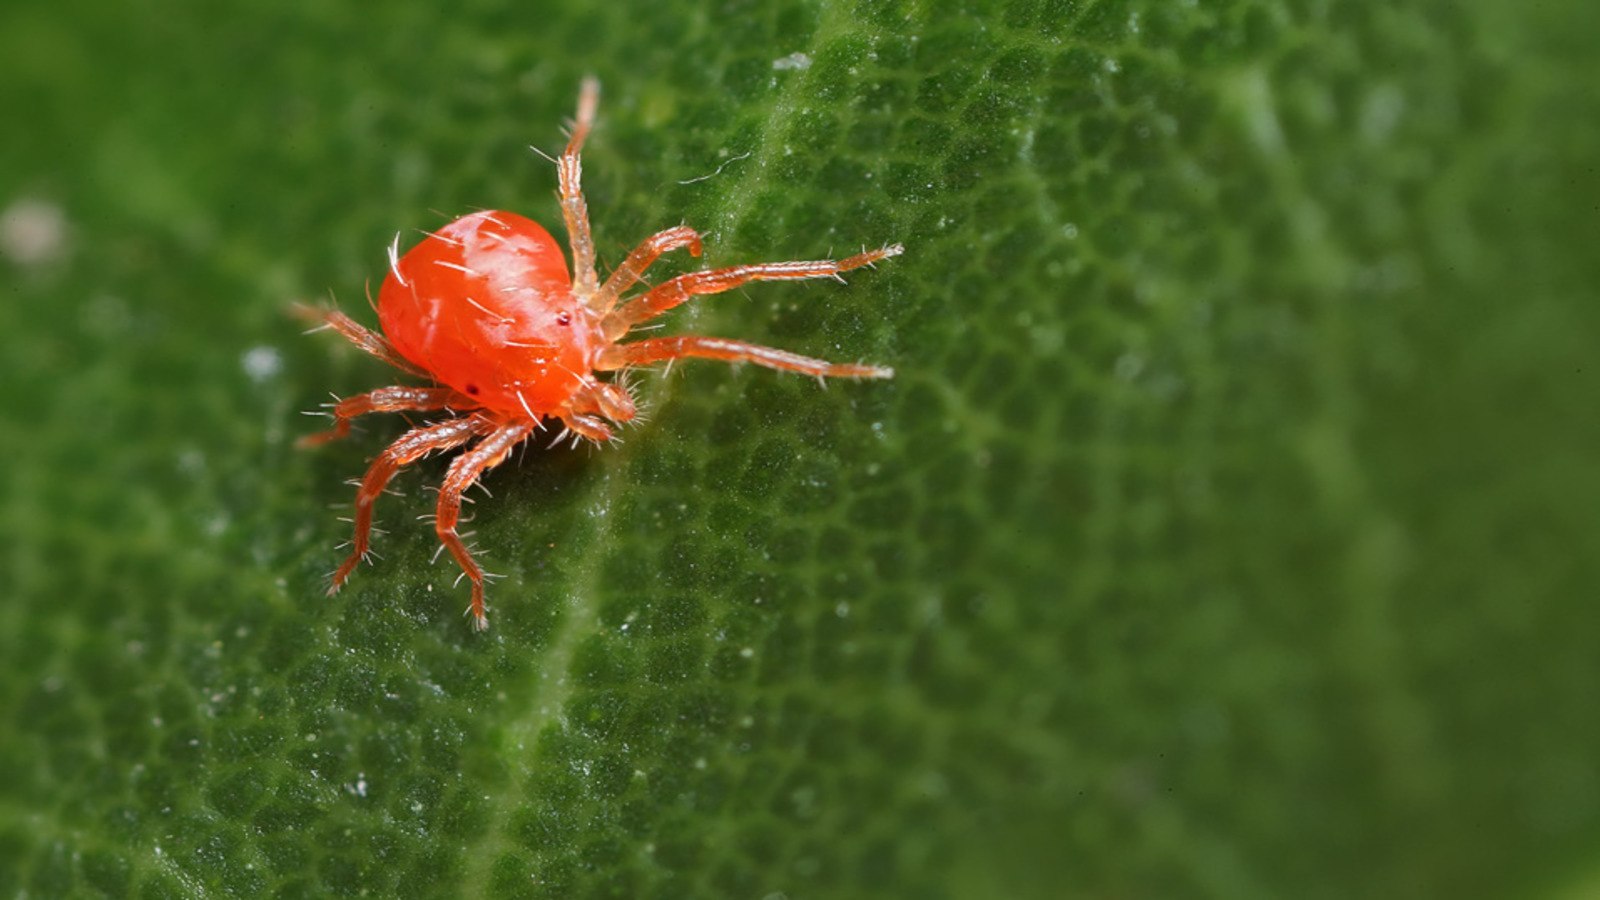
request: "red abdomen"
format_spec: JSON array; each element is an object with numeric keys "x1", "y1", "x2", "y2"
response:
[{"x1": 378, "y1": 210, "x2": 601, "y2": 417}]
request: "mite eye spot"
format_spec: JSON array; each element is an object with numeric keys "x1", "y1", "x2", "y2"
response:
[
  {"x1": 555, "y1": 311, "x2": 571, "y2": 326},
  {"x1": 465, "y1": 384, "x2": 481, "y2": 395}
]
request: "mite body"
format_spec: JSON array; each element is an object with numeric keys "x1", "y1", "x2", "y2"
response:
[{"x1": 304, "y1": 78, "x2": 900, "y2": 630}]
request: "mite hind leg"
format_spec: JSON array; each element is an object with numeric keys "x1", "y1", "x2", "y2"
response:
[
  {"x1": 433, "y1": 422, "x2": 536, "y2": 631},
  {"x1": 299, "y1": 385, "x2": 479, "y2": 447},
  {"x1": 294, "y1": 304, "x2": 429, "y2": 377},
  {"x1": 327, "y1": 415, "x2": 492, "y2": 595}
]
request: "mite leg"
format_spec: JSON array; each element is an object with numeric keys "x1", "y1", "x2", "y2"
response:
[
  {"x1": 560, "y1": 76, "x2": 602, "y2": 302},
  {"x1": 596, "y1": 336, "x2": 893, "y2": 379},
  {"x1": 601, "y1": 243, "x2": 904, "y2": 339},
  {"x1": 299, "y1": 385, "x2": 478, "y2": 447},
  {"x1": 293, "y1": 304, "x2": 429, "y2": 377},
  {"x1": 554, "y1": 413, "x2": 614, "y2": 445},
  {"x1": 565, "y1": 378, "x2": 637, "y2": 424},
  {"x1": 596, "y1": 225, "x2": 704, "y2": 311},
  {"x1": 434, "y1": 422, "x2": 536, "y2": 631},
  {"x1": 328, "y1": 415, "x2": 492, "y2": 596}
]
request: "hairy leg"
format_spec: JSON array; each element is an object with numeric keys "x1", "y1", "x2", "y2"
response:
[
  {"x1": 597, "y1": 225, "x2": 703, "y2": 311},
  {"x1": 434, "y1": 422, "x2": 537, "y2": 630},
  {"x1": 565, "y1": 377, "x2": 637, "y2": 425},
  {"x1": 299, "y1": 385, "x2": 478, "y2": 447},
  {"x1": 328, "y1": 415, "x2": 493, "y2": 595},
  {"x1": 560, "y1": 77, "x2": 602, "y2": 303},
  {"x1": 294, "y1": 304, "x2": 429, "y2": 377},
  {"x1": 601, "y1": 243, "x2": 904, "y2": 338},
  {"x1": 554, "y1": 413, "x2": 614, "y2": 445},
  {"x1": 597, "y1": 335, "x2": 893, "y2": 379}
]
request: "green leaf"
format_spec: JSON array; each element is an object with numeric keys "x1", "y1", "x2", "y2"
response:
[{"x1": 2, "y1": 0, "x2": 1597, "y2": 897}]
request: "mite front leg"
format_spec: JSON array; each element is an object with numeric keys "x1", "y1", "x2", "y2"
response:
[
  {"x1": 328, "y1": 415, "x2": 492, "y2": 595},
  {"x1": 565, "y1": 377, "x2": 638, "y2": 425},
  {"x1": 553, "y1": 413, "x2": 614, "y2": 446},
  {"x1": 434, "y1": 422, "x2": 536, "y2": 631},
  {"x1": 560, "y1": 77, "x2": 602, "y2": 303},
  {"x1": 596, "y1": 225, "x2": 703, "y2": 312},
  {"x1": 601, "y1": 243, "x2": 904, "y2": 339},
  {"x1": 294, "y1": 304, "x2": 430, "y2": 377},
  {"x1": 299, "y1": 385, "x2": 478, "y2": 447},
  {"x1": 597, "y1": 336, "x2": 893, "y2": 379}
]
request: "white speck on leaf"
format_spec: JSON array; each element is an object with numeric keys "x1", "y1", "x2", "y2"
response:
[
  {"x1": 772, "y1": 51, "x2": 812, "y2": 71},
  {"x1": 1360, "y1": 83, "x2": 1405, "y2": 145},
  {"x1": 1115, "y1": 352, "x2": 1146, "y2": 382},
  {"x1": 177, "y1": 448, "x2": 206, "y2": 476},
  {"x1": 241, "y1": 345, "x2": 283, "y2": 383},
  {"x1": 0, "y1": 197, "x2": 69, "y2": 268}
]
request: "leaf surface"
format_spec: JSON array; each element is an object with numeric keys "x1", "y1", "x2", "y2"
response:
[{"x1": 1, "y1": 1, "x2": 1597, "y2": 897}]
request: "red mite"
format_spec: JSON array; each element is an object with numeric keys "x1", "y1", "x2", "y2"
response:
[{"x1": 301, "y1": 78, "x2": 901, "y2": 631}]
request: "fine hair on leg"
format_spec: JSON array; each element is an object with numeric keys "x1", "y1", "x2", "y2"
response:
[
  {"x1": 597, "y1": 335, "x2": 893, "y2": 379},
  {"x1": 433, "y1": 422, "x2": 536, "y2": 630},
  {"x1": 300, "y1": 385, "x2": 479, "y2": 447},
  {"x1": 328, "y1": 415, "x2": 494, "y2": 594},
  {"x1": 293, "y1": 304, "x2": 430, "y2": 377},
  {"x1": 596, "y1": 225, "x2": 704, "y2": 312},
  {"x1": 560, "y1": 77, "x2": 602, "y2": 303},
  {"x1": 602, "y1": 244, "x2": 904, "y2": 339}
]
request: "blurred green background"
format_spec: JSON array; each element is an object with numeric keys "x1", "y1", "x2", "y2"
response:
[{"x1": 2, "y1": 0, "x2": 1597, "y2": 897}]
